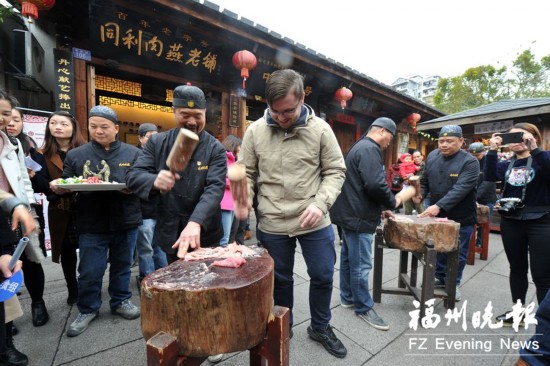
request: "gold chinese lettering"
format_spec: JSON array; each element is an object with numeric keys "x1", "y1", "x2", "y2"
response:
[
  {"x1": 57, "y1": 68, "x2": 70, "y2": 75},
  {"x1": 304, "y1": 86, "x2": 312, "y2": 96},
  {"x1": 165, "y1": 43, "x2": 184, "y2": 63},
  {"x1": 182, "y1": 34, "x2": 192, "y2": 42},
  {"x1": 57, "y1": 59, "x2": 69, "y2": 66},
  {"x1": 202, "y1": 52, "x2": 217, "y2": 73},
  {"x1": 58, "y1": 93, "x2": 71, "y2": 101},
  {"x1": 144, "y1": 36, "x2": 163, "y2": 57},
  {"x1": 139, "y1": 20, "x2": 150, "y2": 29},
  {"x1": 122, "y1": 29, "x2": 143, "y2": 55},
  {"x1": 185, "y1": 48, "x2": 201, "y2": 67},
  {"x1": 58, "y1": 76, "x2": 70, "y2": 83},
  {"x1": 116, "y1": 12, "x2": 128, "y2": 20},
  {"x1": 162, "y1": 27, "x2": 172, "y2": 36},
  {"x1": 100, "y1": 22, "x2": 120, "y2": 46},
  {"x1": 59, "y1": 102, "x2": 71, "y2": 110},
  {"x1": 59, "y1": 85, "x2": 71, "y2": 92}
]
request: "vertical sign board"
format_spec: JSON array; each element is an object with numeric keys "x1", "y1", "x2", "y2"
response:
[
  {"x1": 229, "y1": 95, "x2": 240, "y2": 127},
  {"x1": 53, "y1": 49, "x2": 76, "y2": 115}
]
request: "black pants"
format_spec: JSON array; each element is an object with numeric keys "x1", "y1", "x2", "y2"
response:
[
  {"x1": 21, "y1": 251, "x2": 45, "y2": 304},
  {"x1": 501, "y1": 213, "x2": 550, "y2": 305},
  {"x1": 60, "y1": 233, "x2": 79, "y2": 291}
]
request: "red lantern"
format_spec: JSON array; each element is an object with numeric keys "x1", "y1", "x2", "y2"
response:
[
  {"x1": 232, "y1": 50, "x2": 257, "y2": 89},
  {"x1": 17, "y1": 0, "x2": 55, "y2": 20},
  {"x1": 334, "y1": 87, "x2": 353, "y2": 109},
  {"x1": 406, "y1": 113, "x2": 421, "y2": 131}
]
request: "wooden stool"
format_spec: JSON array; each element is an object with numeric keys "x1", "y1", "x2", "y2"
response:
[
  {"x1": 146, "y1": 306, "x2": 290, "y2": 366},
  {"x1": 467, "y1": 205, "x2": 490, "y2": 265},
  {"x1": 373, "y1": 226, "x2": 459, "y2": 319}
]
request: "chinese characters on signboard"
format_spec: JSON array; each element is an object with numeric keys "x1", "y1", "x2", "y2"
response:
[
  {"x1": 53, "y1": 49, "x2": 75, "y2": 115},
  {"x1": 229, "y1": 95, "x2": 240, "y2": 127},
  {"x1": 91, "y1": 5, "x2": 222, "y2": 83},
  {"x1": 474, "y1": 120, "x2": 514, "y2": 134}
]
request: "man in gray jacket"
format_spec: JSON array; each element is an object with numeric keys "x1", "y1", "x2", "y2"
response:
[{"x1": 238, "y1": 69, "x2": 347, "y2": 359}]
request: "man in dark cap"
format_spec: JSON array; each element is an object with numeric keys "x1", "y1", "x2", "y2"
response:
[
  {"x1": 418, "y1": 125, "x2": 479, "y2": 301},
  {"x1": 238, "y1": 69, "x2": 347, "y2": 359},
  {"x1": 468, "y1": 141, "x2": 497, "y2": 247},
  {"x1": 330, "y1": 117, "x2": 402, "y2": 332},
  {"x1": 134, "y1": 123, "x2": 167, "y2": 289},
  {"x1": 138, "y1": 123, "x2": 158, "y2": 148},
  {"x1": 126, "y1": 84, "x2": 226, "y2": 263},
  {"x1": 51, "y1": 105, "x2": 142, "y2": 337}
]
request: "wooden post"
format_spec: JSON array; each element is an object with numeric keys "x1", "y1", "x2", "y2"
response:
[{"x1": 250, "y1": 306, "x2": 290, "y2": 366}]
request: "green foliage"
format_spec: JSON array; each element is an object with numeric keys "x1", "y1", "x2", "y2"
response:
[
  {"x1": 433, "y1": 49, "x2": 550, "y2": 114},
  {"x1": 0, "y1": 5, "x2": 15, "y2": 23}
]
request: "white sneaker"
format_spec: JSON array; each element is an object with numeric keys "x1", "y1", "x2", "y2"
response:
[
  {"x1": 208, "y1": 354, "x2": 224, "y2": 363},
  {"x1": 111, "y1": 299, "x2": 140, "y2": 319},
  {"x1": 67, "y1": 312, "x2": 98, "y2": 337}
]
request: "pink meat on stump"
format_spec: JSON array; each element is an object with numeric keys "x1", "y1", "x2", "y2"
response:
[{"x1": 212, "y1": 256, "x2": 247, "y2": 268}]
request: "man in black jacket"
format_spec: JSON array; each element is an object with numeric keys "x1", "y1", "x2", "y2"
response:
[
  {"x1": 418, "y1": 125, "x2": 479, "y2": 301},
  {"x1": 52, "y1": 105, "x2": 142, "y2": 337},
  {"x1": 126, "y1": 85, "x2": 226, "y2": 263},
  {"x1": 330, "y1": 117, "x2": 402, "y2": 331}
]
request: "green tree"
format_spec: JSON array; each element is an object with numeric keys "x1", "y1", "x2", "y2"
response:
[
  {"x1": 510, "y1": 49, "x2": 550, "y2": 98},
  {"x1": 433, "y1": 49, "x2": 550, "y2": 114}
]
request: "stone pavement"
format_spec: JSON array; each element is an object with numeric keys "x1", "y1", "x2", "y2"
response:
[{"x1": 13, "y1": 219, "x2": 537, "y2": 366}]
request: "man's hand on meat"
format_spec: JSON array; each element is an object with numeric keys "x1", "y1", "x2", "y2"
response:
[
  {"x1": 417, "y1": 204, "x2": 440, "y2": 218},
  {"x1": 172, "y1": 221, "x2": 201, "y2": 258},
  {"x1": 381, "y1": 210, "x2": 395, "y2": 220},
  {"x1": 299, "y1": 203, "x2": 323, "y2": 228},
  {"x1": 153, "y1": 170, "x2": 180, "y2": 192}
]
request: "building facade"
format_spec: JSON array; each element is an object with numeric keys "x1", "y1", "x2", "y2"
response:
[{"x1": 1, "y1": 0, "x2": 443, "y2": 165}]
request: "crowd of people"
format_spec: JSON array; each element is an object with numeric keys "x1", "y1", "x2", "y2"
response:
[{"x1": 1, "y1": 69, "x2": 549, "y2": 365}]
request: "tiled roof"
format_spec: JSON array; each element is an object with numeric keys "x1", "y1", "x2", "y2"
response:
[{"x1": 420, "y1": 98, "x2": 550, "y2": 125}]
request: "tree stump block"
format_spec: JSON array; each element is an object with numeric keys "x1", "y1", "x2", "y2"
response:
[
  {"x1": 383, "y1": 215, "x2": 460, "y2": 253},
  {"x1": 477, "y1": 204, "x2": 490, "y2": 224},
  {"x1": 141, "y1": 247, "x2": 274, "y2": 357}
]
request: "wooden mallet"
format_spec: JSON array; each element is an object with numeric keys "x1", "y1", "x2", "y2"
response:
[
  {"x1": 227, "y1": 164, "x2": 249, "y2": 220},
  {"x1": 166, "y1": 128, "x2": 199, "y2": 172}
]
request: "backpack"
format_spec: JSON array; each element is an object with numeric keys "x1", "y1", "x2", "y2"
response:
[{"x1": 386, "y1": 163, "x2": 403, "y2": 191}]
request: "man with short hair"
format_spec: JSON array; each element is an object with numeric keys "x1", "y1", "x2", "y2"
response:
[
  {"x1": 418, "y1": 125, "x2": 479, "y2": 300},
  {"x1": 53, "y1": 105, "x2": 142, "y2": 337},
  {"x1": 238, "y1": 69, "x2": 348, "y2": 359},
  {"x1": 330, "y1": 117, "x2": 402, "y2": 332},
  {"x1": 126, "y1": 85, "x2": 226, "y2": 263},
  {"x1": 135, "y1": 123, "x2": 167, "y2": 288},
  {"x1": 468, "y1": 142, "x2": 497, "y2": 248}
]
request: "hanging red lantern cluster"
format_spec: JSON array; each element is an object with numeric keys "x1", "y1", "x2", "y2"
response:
[
  {"x1": 232, "y1": 50, "x2": 257, "y2": 89},
  {"x1": 334, "y1": 87, "x2": 353, "y2": 109},
  {"x1": 406, "y1": 113, "x2": 421, "y2": 131},
  {"x1": 17, "y1": 0, "x2": 55, "y2": 20}
]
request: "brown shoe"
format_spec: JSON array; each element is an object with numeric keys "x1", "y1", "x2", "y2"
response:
[{"x1": 244, "y1": 230, "x2": 253, "y2": 240}]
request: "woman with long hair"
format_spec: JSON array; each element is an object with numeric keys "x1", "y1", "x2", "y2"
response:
[
  {"x1": 485, "y1": 122, "x2": 550, "y2": 325},
  {"x1": 0, "y1": 88, "x2": 31, "y2": 365},
  {"x1": 6, "y1": 107, "x2": 51, "y2": 328},
  {"x1": 40, "y1": 111, "x2": 86, "y2": 305}
]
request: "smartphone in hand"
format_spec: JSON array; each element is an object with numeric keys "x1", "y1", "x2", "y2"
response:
[{"x1": 496, "y1": 132, "x2": 523, "y2": 144}]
